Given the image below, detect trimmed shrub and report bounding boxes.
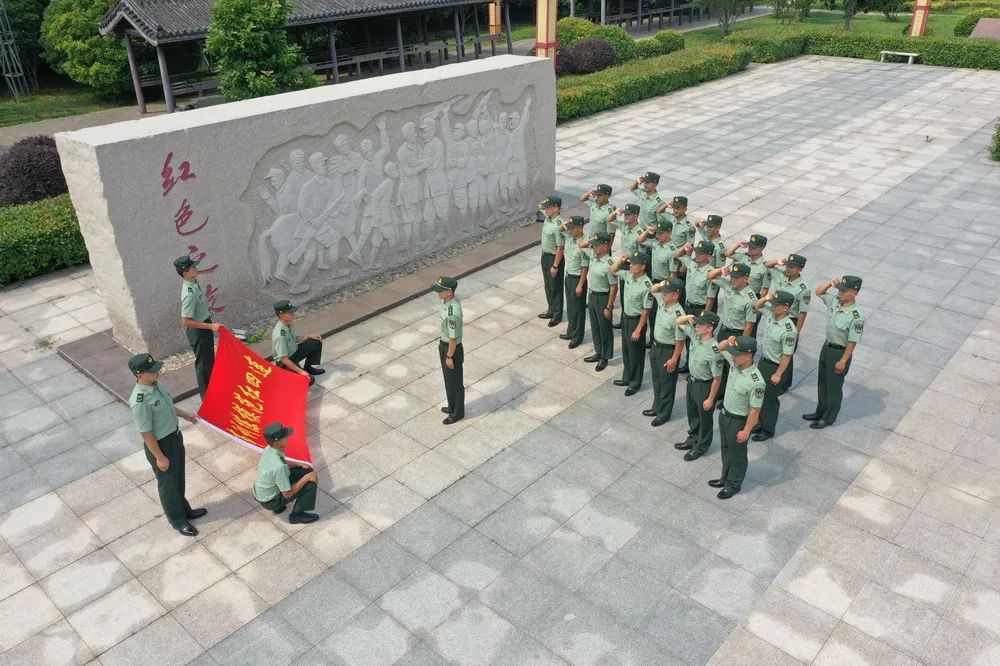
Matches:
[636,38,666,58]
[991,121,1000,161]
[591,25,640,63]
[723,29,810,62]
[903,0,1000,10]
[902,22,935,35]
[556,44,751,122]
[566,37,616,73]
[954,8,1000,36]
[0,195,88,285]
[0,136,68,206]
[654,29,686,53]
[556,17,597,48]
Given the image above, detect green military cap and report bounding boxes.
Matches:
[748,234,768,248]
[590,232,611,246]
[263,421,294,442]
[660,277,685,293]
[771,290,795,307]
[566,216,585,228]
[273,300,298,315]
[539,195,562,207]
[729,263,751,278]
[641,171,660,183]
[706,214,723,227]
[786,253,807,268]
[693,241,714,255]
[595,184,612,195]
[173,255,199,271]
[128,353,163,376]
[623,203,640,215]
[732,336,757,355]
[431,276,459,292]
[693,310,720,327]
[654,220,673,234]
[629,250,650,265]
[672,195,688,206]
[836,275,863,291]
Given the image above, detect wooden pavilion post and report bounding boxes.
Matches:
[123,34,146,114]
[535,0,557,66]
[454,9,464,61]
[155,44,175,113]
[396,16,406,70]
[328,27,340,83]
[504,0,513,53]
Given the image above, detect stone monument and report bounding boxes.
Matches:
[55,55,556,355]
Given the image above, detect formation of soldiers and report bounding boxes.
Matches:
[538,172,865,500]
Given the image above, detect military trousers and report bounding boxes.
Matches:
[757,357,782,436]
[541,252,564,320]
[780,338,798,395]
[716,326,744,400]
[649,341,679,420]
[143,430,192,527]
[815,342,851,424]
[685,377,715,454]
[186,320,215,400]
[289,338,322,369]
[564,274,587,345]
[647,275,665,345]
[620,315,646,391]
[259,468,317,515]
[587,292,614,360]
[719,410,749,493]
[439,341,465,418]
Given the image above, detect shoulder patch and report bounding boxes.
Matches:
[754,387,765,398]
[785,335,797,345]
[654,196,662,203]
[711,344,720,353]
[280,329,286,336]
[448,304,454,315]
[751,373,760,381]
[799,283,807,290]
[187,286,193,293]
[135,393,143,402]
[785,322,793,331]
[852,310,860,318]
[675,308,683,316]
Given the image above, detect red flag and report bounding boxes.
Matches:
[198,327,312,465]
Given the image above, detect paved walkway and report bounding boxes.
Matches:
[2,56,1000,663]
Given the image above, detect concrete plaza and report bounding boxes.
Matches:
[2,55,1000,664]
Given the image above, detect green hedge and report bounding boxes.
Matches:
[992,121,1000,161]
[0,195,88,285]
[556,17,596,48]
[902,0,1000,10]
[636,30,685,58]
[723,29,811,62]
[591,25,640,63]
[954,8,1000,36]
[556,44,751,122]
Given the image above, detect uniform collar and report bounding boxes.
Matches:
[266,445,286,459]
[135,382,155,395]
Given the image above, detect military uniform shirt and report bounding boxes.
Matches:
[272,320,298,360]
[129,382,178,440]
[180,280,210,322]
[621,273,654,316]
[761,303,798,363]
[586,251,617,293]
[768,269,812,318]
[679,257,713,304]
[540,216,565,254]
[586,201,616,235]
[564,236,591,276]
[650,241,680,280]
[822,293,864,345]
[721,352,766,416]
[440,298,463,342]
[712,279,757,330]
[732,252,768,295]
[616,221,644,256]
[662,214,695,247]
[253,445,291,502]
[652,299,685,344]
[697,229,727,269]
[684,328,724,381]
[633,190,664,229]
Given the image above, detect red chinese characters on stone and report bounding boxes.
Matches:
[161,152,197,197]
[205,283,226,314]
[186,246,219,274]
[174,199,209,236]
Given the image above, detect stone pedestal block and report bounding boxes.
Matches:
[56,55,555,355]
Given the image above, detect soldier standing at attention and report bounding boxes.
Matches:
[803,276,864,429]
[580,184,616,245]
[433,276,465,424]
[645,277,686,426]
[710,336,765,499]
[675,241,714,314]
[674,311,723,461]
[655,196,695,248]
[175,256,222,400]
[579,232,618,372]
[611,249,654,396]
[708,263,757,406]
[636,219,677,348]
[611,203,643,329]
[253,422,319,524]
[559,217,589,349]
[751,291,797,441]
[694,215,726,312]
[764,254,810,395]
[726,235,769,335]
[538,195,565,328]
[128,354,206,536]
[629,172,663,229]
[272,301,324,386]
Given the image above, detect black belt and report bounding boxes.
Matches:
[652,340,675,348]
[567,273,581,278]
[543,251,556,257]
[687,376,711,383]
[826,343,846,350]
[761,357,780,365]
[721,409,747,420]
[439,340,463,346]
[623,314,640,320]
[589,291,609,295]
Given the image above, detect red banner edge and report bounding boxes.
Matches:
[197,419,314,468]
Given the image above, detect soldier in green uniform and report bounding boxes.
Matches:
[764,253,811,394]
[559,216,589,349]
[538,195,565,327]
[726,234,769,336]
[675,241,714,313]
[645,277,686,426]
[694,215,726,312]
[272,301,324,386]
[751,291,797,441]
[128,354,206,536]
[655,196,695,248]
[803,275,864,429]
[579,232,618,372]
[580,184,616,244]
[628,172,663,229]
[433,276,465,424]
[674,311,723,460]
[175,256,222,399]
[611,249,653,395]
[636,219,677,348]
[710,336,765,499]
[253,422,319,524]
[709,263,757,406]
[612,203,643,329]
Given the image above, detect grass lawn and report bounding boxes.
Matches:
[509,22,537,41]
[0,85,122,128]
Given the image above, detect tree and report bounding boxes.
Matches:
[700,0,741,36]
[205,0,315,101]
[7,0,47,82]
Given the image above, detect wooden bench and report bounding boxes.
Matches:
[880,50,920,64]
